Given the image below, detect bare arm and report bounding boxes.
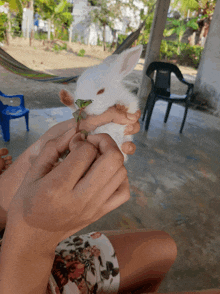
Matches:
[0,220,56,294]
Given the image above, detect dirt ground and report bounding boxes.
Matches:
[0,37,198,110]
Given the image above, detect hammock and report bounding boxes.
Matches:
[0,19,146,84]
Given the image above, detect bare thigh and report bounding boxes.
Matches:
[99,229,178,294]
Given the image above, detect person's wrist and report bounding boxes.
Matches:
[3,213,60,257]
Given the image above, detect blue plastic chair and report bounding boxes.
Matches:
[0,91,29,142]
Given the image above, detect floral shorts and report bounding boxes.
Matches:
[47,232,120,294]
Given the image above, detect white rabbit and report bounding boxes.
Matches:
[59,45,143,162]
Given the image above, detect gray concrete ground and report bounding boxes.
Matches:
[0,72,220,292]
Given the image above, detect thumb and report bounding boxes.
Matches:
[30,128,78,180]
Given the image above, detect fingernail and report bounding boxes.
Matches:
[129,145,133,151]
[71,132,83,143]
[127,113,136,120]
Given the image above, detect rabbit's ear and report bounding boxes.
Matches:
[59,89,76,111]
[103,55,119,66]
[110,45,143,80]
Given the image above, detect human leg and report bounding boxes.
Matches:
[99,229,177,294]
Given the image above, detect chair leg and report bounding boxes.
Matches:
[1,116,10,142]
[180,106,188,134]
[164,102,172,123]
[25,113,29,131]
[142,98,150,122]
[144,99,155,132]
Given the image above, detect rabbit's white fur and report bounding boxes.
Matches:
[60,45,143,162]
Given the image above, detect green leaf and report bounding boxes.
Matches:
[55,0,67,14]
[82,100,93,108]
[75,99,93,109]
[75,99,83,108]
[72,109,81,121]
[163,28,175,37]
[81,111,87,120]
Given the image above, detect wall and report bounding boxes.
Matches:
[194,0,220,117]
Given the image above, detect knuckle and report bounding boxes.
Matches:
[82,140,98,155]
[45,138,57,147]
[112,149,124,165]
[121,165,128,178]
[100,133,112,141]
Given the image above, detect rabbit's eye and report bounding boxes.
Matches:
[97,88,105,95]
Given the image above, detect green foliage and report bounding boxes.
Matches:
[77,49,85,57]
[178,43,203,68]
[10,12,22,37]
[35,0,73,40]
[160,40,203,68]
[75,99,93,109]
[164,17,199,54]
[0,12,7,42]
[171,0,216,18]
[117,34,127,46]
[97,36,103,46]
[160,40,178,60]
[73,33,78,42]
[52,42,67,53]
[187,18,199,30]
[34,31,47,40]
[8,0,23,14]
[172,0,199,15]
[136,0,156,46]
[89,0,115,29]
[80,35,85,44]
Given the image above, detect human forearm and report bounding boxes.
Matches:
[0,139,42,217]
[0,220,57,294]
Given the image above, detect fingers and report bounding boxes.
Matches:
[124,121,140,135]
[121,142,136,155]
[99,176,130,216]
[41,118,76,142]
[30,127,77,180]
[73,133,124,199]
[0,148,9,156]
[51,133,98,188]
[96,165,129,207]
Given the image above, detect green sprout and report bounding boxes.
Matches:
[72,99,93,139]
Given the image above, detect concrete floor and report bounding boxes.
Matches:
[0,101,220,293]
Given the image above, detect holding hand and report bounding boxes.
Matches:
[7,129,130,248]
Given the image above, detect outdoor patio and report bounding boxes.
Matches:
[0,101,220,293]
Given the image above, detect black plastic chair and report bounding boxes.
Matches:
[142,62,194,133]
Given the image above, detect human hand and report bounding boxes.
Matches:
[7,128,130,247]
[29,104,141,160]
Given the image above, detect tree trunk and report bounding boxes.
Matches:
[193,0,220,117]
[6,10,11,45]
[48,19,51,41]
[103,23,106,51]
[29,0,34,46]
[137,0,171,112]
[69,23,73,44]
